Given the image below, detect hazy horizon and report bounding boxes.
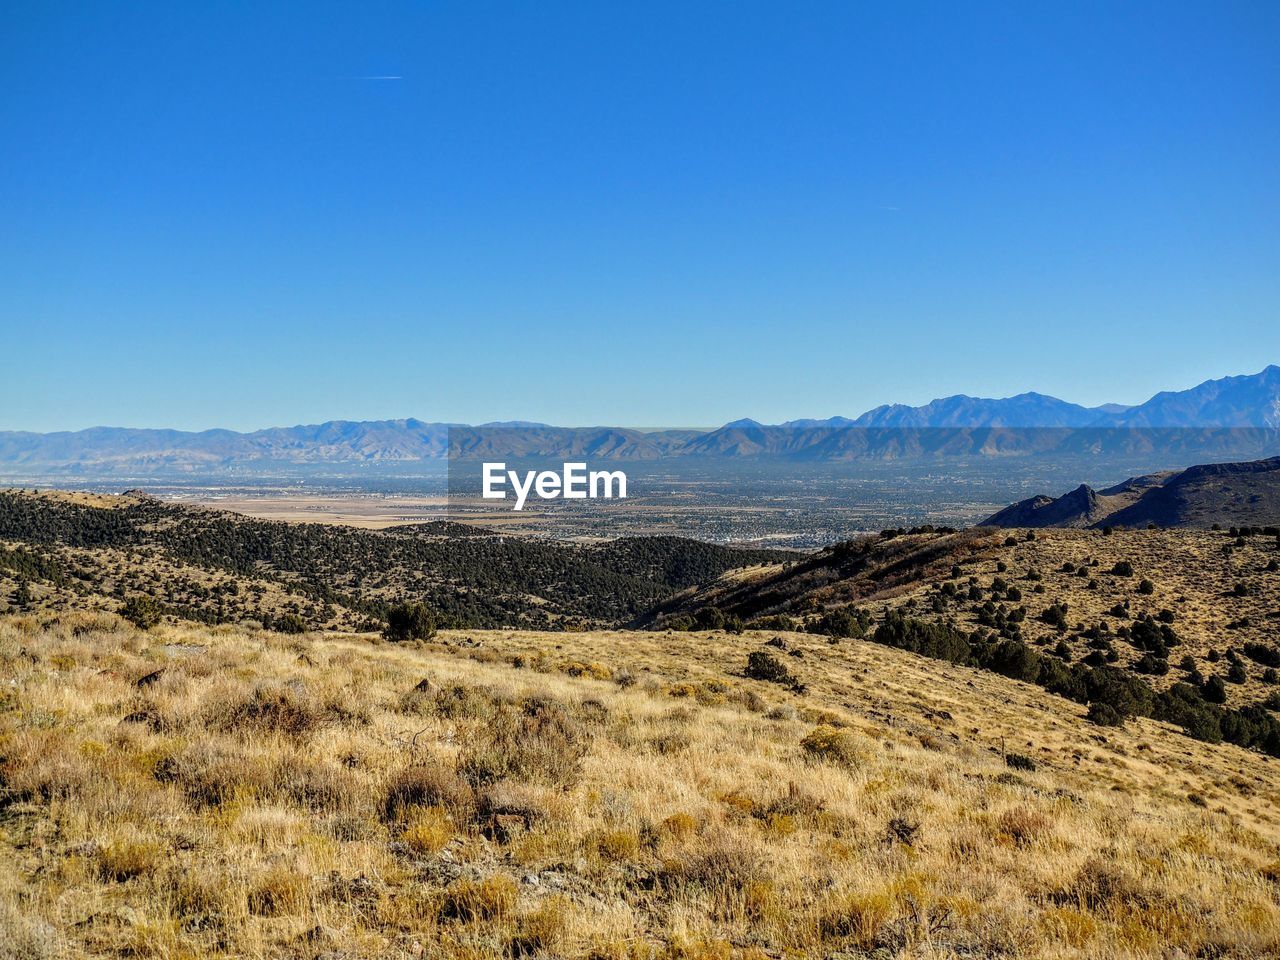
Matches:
[3,362,1276,435]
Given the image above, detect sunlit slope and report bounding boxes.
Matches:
[3,613,1280,958]
[659,526,1280,705]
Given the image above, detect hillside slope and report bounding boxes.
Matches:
[983,456,1280,529]
[3,613,1280,958]
[0,490,787,631]
[654,526,1280,712]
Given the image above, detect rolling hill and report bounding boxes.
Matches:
[650,523,1280,754]
[4,612,1280,958]
[0,490,788,631]
[984,456,1280,529]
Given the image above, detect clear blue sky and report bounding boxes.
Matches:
[3,1,1278,431]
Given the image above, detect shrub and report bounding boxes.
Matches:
[661,812,700,838]
[1130,618,1179,653]
[760,781,825,820]
[810,607,870,639]
[874,610,971,664]
[247,865,311,917]
[1086,702,1124,727]
[401,806,455,854]
[438,875,518,923]
[981,639,1042,683]
[1243,643,1280,667]
[1134,654,1169,676]
[591,828,642,862]
[457,697,589,787]
[1037,658,1088,702]
[429,683,495,720]
[1040,603,1069,629]
[1005,752,1037,772]
[11,578,34,610]
[886,817,919,845]
[749,614,800,631]
[560,661,612,681]
[1111,560,1134,577]
[800,725,860,767]
[1084,666,1154,719]
[271,755,358,813]
[95,836,161,882]
[1203,676,1228,704]
[383,765,475,823]
[152,743,256,807]
[274,612,306,634]
[998,808,1052,846]
[1155,684,1224,743]
[745,651,794,685]
[665,833,765,892]
[691,606,744,632]
[384,602,437,642]
[120,594,162,630]
[217,684,321,738]
[510,896,571,957]
[1220,706,1280,755]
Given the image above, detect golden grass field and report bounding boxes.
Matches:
[4,613,1280,959]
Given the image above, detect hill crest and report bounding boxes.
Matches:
[984,455,1280,529]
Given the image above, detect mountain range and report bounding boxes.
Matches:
[4,365,1279,472]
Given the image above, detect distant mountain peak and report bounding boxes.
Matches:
[850,392,1099,429]
[779,416,858,429]
[1110,364,1280,428]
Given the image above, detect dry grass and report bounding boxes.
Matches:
[903,527,1280,704]
[680,526,1280,706]
[3,611,1280,958]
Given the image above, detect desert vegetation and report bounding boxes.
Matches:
[4,612,1280,958]
[664,526,1280,708]
[0,490,786,632]
[663,525,1280,765]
